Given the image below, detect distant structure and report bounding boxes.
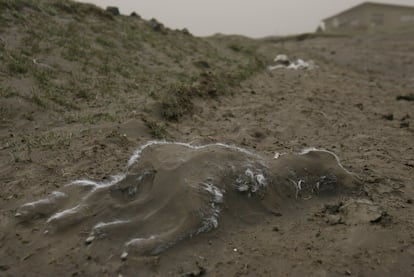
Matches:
[322,2,414,33]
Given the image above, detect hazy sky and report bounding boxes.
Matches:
[78,0,414,37]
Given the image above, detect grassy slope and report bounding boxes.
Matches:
[0,0,266,133]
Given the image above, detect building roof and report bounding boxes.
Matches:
[323,1,414,22]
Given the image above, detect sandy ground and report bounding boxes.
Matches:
[1,9,414,276]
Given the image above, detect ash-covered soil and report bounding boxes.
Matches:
[1,1,414,276]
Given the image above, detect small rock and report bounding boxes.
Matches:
[130,12,140,18]
[407,199,413,204]
[106,6,120,16]
[355,103,363,110]
[404,161,414,168]
[271,211,282,217]
[252,130,265,139]
[181,265,206,277]
[181,28,191,35]
[323,203,342,214]
[400,121,409,128]
[382,114,394,121]
[148,18,165,33]
[326,214,342,225]
[396,94,414,101]
[0,265,10,271]
[370,212,387,223]
[193,60,210,69]
[272,226,280,232]
[345,269,352,275]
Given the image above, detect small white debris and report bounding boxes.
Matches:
[268,54,316,70]
[121,251,128,260]
[289,178,304,199]
[233,248,238,252]
[85,236,95,244]
[273,152,287,159]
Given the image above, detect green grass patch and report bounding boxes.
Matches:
[0,86,19,98]
[160,82,194,121]
[0,0,41,12]
[79,112,115,124]
[52,0,113,19]
[7,53,30,75]
[95,36,116,48]
[143,118,168,139]
[29,131,73,150]
[30,93,47,108]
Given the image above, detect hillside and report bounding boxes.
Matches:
[1,1,414,276]
[0,0,268,125]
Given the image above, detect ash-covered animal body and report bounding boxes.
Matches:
[16,141,358,257]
